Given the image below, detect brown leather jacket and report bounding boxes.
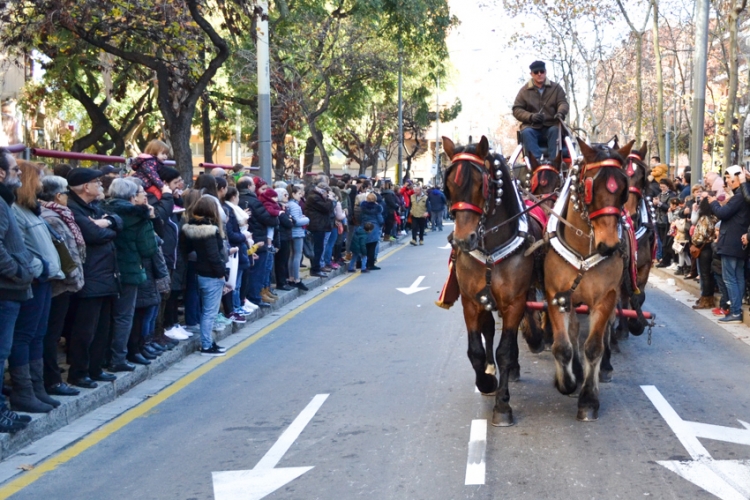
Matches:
[512,79,570,130]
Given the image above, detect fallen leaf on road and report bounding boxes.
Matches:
[18,464,34,471]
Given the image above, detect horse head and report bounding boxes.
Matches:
[527,151,562,208]
[443,135,492,252]
[623,141,649,216]
[572,137,633,256]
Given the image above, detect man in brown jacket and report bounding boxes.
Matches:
[512,60,569,161]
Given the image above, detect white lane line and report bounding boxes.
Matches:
[641,386,710,460]
[254,394,329,470]
[465,419,487,485]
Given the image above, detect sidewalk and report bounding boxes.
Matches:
[0,237,406,461]
[650,265,750,328]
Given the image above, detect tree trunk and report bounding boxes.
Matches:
[167,115,195,183]
[652,0,665,161]
[303,136,316,174]
[201,93,213,164]
[722,0,747,171]
[308,119,330,175]
[635,33,644,144]
[273,138,286,181]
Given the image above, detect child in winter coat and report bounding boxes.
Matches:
[348,222,373,273]
[131,140,170,199]
[259,188,282,250]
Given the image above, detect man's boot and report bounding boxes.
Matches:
[261,288,277,303]
[29,359,60,408]
[9,365,53,413]
[674,265,685,276]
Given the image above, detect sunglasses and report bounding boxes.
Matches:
[533,70,546,75]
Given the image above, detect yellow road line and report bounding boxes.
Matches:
[0,244,406,498]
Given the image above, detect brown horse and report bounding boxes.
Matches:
[443,136,544,427]
[543,138,633,421]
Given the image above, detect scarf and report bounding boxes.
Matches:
[41,201,86,253]
[225,200,249,227]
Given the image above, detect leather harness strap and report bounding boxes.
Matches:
[450,201,484,215]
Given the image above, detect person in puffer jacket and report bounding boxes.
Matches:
[179,197,228,357]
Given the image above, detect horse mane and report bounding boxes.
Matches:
[446,142,482,202]
[587,143,625,165]
[487,150,522,218]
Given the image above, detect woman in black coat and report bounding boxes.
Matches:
[275,189,294,290]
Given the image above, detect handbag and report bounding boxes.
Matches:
[225,252,239,290]
[689,243,704,259]
[44,221,76,276]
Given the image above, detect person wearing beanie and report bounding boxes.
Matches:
[512,60,569,161]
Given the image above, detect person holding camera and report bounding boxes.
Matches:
[512,60,569,161]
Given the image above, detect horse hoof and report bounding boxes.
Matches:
[599,370,613,383]
[480,390,497,397]
[611,342,621,354]
[528,342,545,355]
[491,410,514,427]
[544,343,553,352]
[576,407,599,422]
[509,367,521,382]
[628,319,645,336]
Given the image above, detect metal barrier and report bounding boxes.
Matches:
[31,148,126,163]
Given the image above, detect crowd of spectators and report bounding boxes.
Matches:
[648,156,750,324]
[0,143,446,433]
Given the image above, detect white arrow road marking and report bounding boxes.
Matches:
[396,276,430,295]
[465,419,487,485]
[642,386,750,499]
[439,244,452,249]
[212,394,329,500]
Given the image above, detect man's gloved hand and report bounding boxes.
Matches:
[554,112,565,122]
[531,112,545,124]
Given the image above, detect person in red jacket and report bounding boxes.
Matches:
[399,180,415,231]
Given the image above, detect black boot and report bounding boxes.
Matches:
[675,266,685,276]
[9,365,53,413]
[30,359,60,408]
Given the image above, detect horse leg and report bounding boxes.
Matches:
[627,290,647,336]
[481,311,497,380]
[613,297,629,343]
[492,299,526,427]
[599,320,614,383]
[521,291,545,354]
[546,302,577,395]
[462,298,498,395]
[569,312,584,384]
[542,312,554,350]
[577,291,617,421]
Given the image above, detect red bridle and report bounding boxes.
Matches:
[578,158,625,220]
[447,153,489,215]
[625,153,645,199]
[530,165,559,194]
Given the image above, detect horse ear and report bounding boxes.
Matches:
[639,141,648,158]
[618,140,635,159]
[528,151,539,170]
[577,137,594,159]
[477,136,489,159]
[443,136,455,160]
[553,150,562,169]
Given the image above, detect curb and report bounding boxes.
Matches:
[0,237,406,461]
[650,266,750,328]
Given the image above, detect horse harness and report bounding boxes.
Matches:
[546,156,629,313]
[446,152,532,311]
[446,153,531,266]
[624,152,657,242]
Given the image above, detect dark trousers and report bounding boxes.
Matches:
[0,300,21,407]
[68,296,113,380]
[110,284,138,367]
[311,230,326,273]
[275,240,291,286]
[44,292,71,387]
[10,281,53,367]
[698,245,714,298]
[366,241,377,269]
[185,262,200,327]
[240,269,252,304]
[657,223,673,264]
[128,308,144,356]
[384,212,395,238]
[412,217,427,242]
[221,291,233,316]
[164,290,180,328]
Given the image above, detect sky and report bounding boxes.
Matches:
[442,1,552,152]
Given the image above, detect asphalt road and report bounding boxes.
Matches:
[5,226,750,500]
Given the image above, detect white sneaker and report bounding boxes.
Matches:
[164,326,188,340]
[667,263,679,271]
[175,325,193,337]
[243,299,258,311]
